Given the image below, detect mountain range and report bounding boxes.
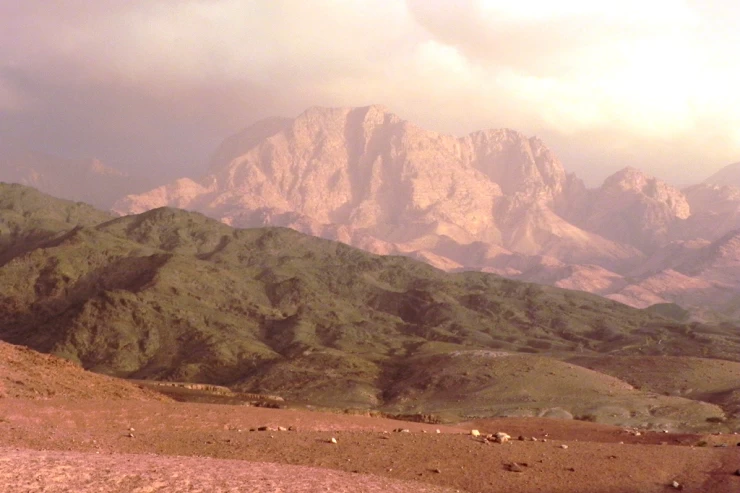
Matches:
[1,182,739,430]
[0,149,153,210]
[5,105,740,320]
[108,105,740,321]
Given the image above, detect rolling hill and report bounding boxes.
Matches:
[107,105,740,321]
[1,182,739,430]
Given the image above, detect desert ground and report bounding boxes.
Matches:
[1,342,739,493]
[1,398,739,492]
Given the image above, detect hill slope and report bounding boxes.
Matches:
[0,340,163,401]
[1,184,739,429]
[108,105,740,320]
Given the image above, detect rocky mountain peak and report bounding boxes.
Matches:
[464,128,570,204]
[87,158,127,177]
[602,166,651,192]
[703,160,740,187]
[115,105,636,271]
[600,167,690,219]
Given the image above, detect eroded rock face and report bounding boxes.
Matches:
[111,105,740,320]
[115,105,631,268]
[571,167,691,253]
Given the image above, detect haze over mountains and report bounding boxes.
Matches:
[2,182,740,430]
[110,105,740,321]
[6,105,740,320]
[0,149,154,210]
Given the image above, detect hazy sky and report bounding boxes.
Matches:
[1,0,739,185]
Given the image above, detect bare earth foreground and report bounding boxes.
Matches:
[1,342,739,492]
[2,399,739,493]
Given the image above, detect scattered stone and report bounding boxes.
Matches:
[127,433,134,438]
[506,462,525,473]
[559,444,568,449]
[277,426,288,432]
[128,427,135,432]
[518,435,526,441]
[288,426,296,431]
[329,437,337,444]
[433,468,441,474]
[494,432,511,444]
[394,428,411,433]
[671,480,683,490]
[257,426,269,431]
[531,437,538,442]
[567,467,575,472]
[734,469,740,476]
[470,430,481,437]
[435,429,441,434]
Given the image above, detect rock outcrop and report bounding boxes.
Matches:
[571,167,690,253]
[56,105,740,320]
[116,105,635,272]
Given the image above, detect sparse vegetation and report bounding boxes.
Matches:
[1,183,739,429]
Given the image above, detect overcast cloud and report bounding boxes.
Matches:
[1,0,739,184]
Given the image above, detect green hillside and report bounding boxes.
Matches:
[1,183,738,429]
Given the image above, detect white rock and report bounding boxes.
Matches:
[494,432,511,444]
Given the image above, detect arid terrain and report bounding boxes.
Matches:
[103,105,740,321]
[4,5,740,493]
[1,183,739,433]
[1,175,739,493]
[1,340,739,493]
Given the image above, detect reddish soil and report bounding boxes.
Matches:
[1,398,739,493]
[1,341,739,492]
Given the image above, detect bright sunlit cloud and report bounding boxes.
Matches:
[1,0,739,184]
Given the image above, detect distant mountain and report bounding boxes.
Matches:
[6,105,737,321]
[703,161,740,187]
[0,149,153,209]
[115,105,639,271]
[1,183,737,428]
[111,105,740,320]
[571,167,690,252]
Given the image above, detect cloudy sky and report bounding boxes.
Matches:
[1,0,739,185]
